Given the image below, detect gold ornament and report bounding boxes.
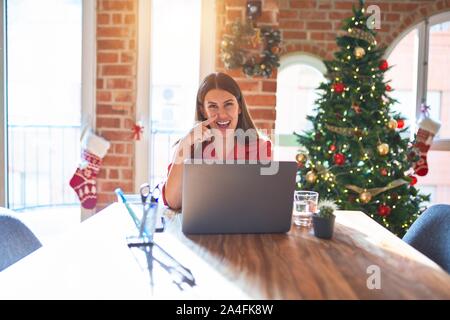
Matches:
[388,119,398,130]
[354,46,366,59]
[359,191,372,204]
[377,143,390,156]
[221,40,228,48]
[296,153,307,163]
[306,171,317,184]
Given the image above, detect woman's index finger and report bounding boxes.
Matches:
[202,114,217,126]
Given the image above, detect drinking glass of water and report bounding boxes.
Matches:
[293,191,318,227]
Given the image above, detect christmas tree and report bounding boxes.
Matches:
[295,0,428,237]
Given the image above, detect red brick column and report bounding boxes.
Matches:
[95,0,137,210]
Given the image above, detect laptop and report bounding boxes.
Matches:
[181,161,297,234]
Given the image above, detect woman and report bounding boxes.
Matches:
[162,72,272,210]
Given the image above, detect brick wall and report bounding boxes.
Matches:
[96,0,137,210]
[216,0,450,129]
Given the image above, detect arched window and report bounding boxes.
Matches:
[386,11,450,204]
[275,54,326,160]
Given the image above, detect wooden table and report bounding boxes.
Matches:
[1,203,449,299]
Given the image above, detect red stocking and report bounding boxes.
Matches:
[70,130,110,209]
[412,117,440,176]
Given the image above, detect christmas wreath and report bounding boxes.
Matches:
[220,20,281,78]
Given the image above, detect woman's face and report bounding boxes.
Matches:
[203,89,241,136]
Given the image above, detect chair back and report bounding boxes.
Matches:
[403,204,450,273]
[0,214,42,272]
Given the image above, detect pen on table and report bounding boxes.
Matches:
[115,188,141,231]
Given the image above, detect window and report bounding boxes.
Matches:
[385,11,450,205]
[275,54,326,160]
[1,0,95,210]
[149,0,201,187]
[135,0,215,189]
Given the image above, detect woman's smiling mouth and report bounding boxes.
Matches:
[216,120,231,129]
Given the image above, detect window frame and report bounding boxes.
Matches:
[275,53,326,147]
[81,0,97,130]
[385,11,450,151]
[0,0,96,208]
[0,0,6,206]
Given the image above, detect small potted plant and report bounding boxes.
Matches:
[312,199,338,239]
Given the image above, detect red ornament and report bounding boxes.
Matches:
[397,119,405,129]
[333,153,346,165]
[132,122,144,140]
[352,103,362,114]
[409,175,418,186]
[379,60,389,71]
[348,194,357,203]
[297,162,304,169]
[329,144,337,152]
[333,82,345,93]
[385,84,392,91]
[378,204,392,217]
[380,168,388,176]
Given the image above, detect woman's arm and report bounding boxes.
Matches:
[163,140,190,210]
[163,115,217,210]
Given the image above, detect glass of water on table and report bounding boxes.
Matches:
[293,191,318,227]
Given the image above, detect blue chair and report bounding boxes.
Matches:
[403,204,450,273]
[0,213,42,272]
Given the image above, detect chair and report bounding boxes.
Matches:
[403,204,450,273]
[0,212,42,272]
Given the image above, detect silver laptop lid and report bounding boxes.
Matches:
[182,161,297,234]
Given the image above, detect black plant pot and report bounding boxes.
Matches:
[312,215,335,239]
